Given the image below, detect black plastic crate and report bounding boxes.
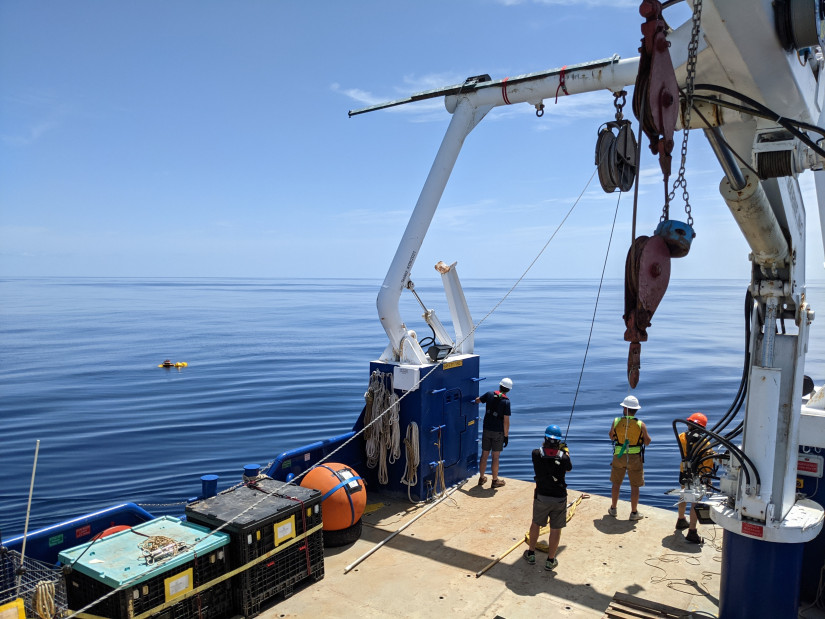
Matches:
[149,581,233,619]
[185,480,322,569]
[59,516,230,619]
[63,564,231,619]
[236,525,324,595]
[234,530,324,618]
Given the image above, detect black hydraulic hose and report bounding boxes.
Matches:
[674,422,716,471]
[672,419,727,481]
[673,419,761,488]
[705,432,760,489]
[693,84,825,158]
[693,85,825,140]
[712,290,753,435]
[690,99,759,177]
[725,422,743,441]
[685,430,723,472]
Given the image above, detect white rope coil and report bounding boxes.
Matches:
[364,370,401,484]
[401,421,420,488]
[33,580,56,619]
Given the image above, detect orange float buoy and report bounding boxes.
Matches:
[91,524,131,541]
[300,463,366,531]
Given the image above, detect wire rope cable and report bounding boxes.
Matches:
[66,136,604,619]
[564,188,622,440]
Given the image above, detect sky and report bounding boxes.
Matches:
[1,1,824,282]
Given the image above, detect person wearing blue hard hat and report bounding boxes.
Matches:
[523,423,572,571]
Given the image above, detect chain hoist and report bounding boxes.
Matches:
[622,0,703,389]
[664,0,703,229]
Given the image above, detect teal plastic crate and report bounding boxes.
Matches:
[59,516,231,618]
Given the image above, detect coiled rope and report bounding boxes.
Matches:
[364,370,400,484]
[139,535,187,564]
[33,580,56,619]
[401,421,420,502]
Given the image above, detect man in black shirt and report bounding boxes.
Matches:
[523,424,572,571]
[474,377,512,489]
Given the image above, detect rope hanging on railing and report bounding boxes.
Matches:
[401,421,420,503]
[363,370,400,484]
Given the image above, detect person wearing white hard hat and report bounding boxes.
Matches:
[607,394,651,520]
[473,377,513,489]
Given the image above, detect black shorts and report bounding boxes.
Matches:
[482,430,504,452]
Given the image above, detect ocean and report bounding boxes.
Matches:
[2,276,824,538]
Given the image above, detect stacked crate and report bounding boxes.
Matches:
[0,550,68,618]
[185,479,324,617]
[58,516,231,619]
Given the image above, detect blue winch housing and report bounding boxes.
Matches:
[360,355,481,500]
[266,355,481,502]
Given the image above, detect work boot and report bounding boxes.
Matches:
[675,517,689,530]
[491,479,506,488]
[685,529,702,544]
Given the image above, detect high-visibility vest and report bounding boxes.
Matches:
[612,416,643,455]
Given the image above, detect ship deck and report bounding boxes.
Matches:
[261,478,732,618]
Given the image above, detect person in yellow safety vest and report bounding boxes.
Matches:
[676,412,713,543]
[607,395,652,521]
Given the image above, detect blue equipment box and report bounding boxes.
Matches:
[59,516,231,619]
[363,355,481,500]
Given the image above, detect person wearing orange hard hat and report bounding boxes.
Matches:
[676,412,713,543]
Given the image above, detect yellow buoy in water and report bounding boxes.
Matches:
[158,360,188,368]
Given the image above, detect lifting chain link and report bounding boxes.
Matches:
[613,90,627,122]
[664,0,703,226]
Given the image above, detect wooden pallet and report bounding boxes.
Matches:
[603,592,694,618]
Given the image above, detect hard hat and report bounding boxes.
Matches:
[687,412,707,427]
[500,377,513,391]
[620,395,641,410]
[545,424,562,440]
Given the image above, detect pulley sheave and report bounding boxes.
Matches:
[596,120,638,193]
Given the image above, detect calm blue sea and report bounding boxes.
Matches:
[3,277,825,538]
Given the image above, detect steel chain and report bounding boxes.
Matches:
[664,0,702,226]
[614,90,627,121]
